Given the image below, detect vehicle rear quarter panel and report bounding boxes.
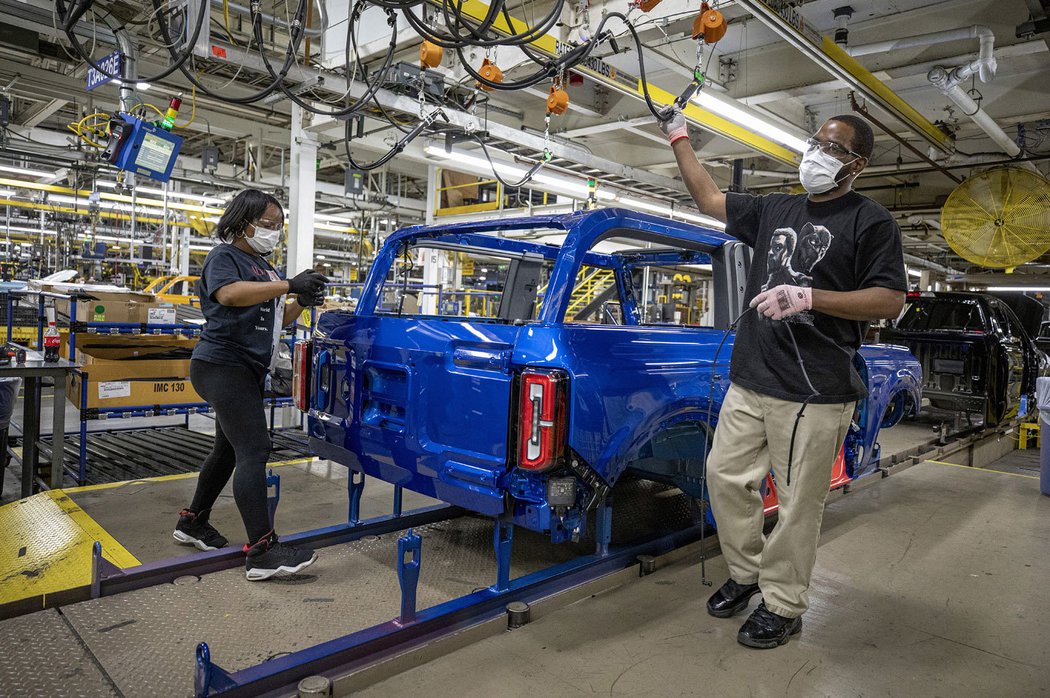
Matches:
[855,344,922,475]
[512,324,732,485]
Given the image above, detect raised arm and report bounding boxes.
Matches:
[659,110,727,223]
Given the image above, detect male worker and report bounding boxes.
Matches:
[658,110,906,648]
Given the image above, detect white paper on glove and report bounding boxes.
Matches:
[657,108,689,144]
[750,284,813,320]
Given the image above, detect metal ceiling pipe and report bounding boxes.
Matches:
[215,0,328,37]
[903,252,955,275]
[849,26,996,78]
[915,28,1039,169]
[927,68,1027,162]
[112,27,137,115]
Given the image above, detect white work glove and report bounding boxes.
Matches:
[657,107,689,145]
[750,284,813,320]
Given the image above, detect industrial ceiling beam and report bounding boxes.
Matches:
[426,0,800,165]
[196,36,690,195]
[734,0,954,154]
[18,98,69,129]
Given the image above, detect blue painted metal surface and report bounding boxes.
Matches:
[396,529,422,625]
[308,208,922,539]
[188,514,709,697]
[348,471,365,526]
[195,642,237,698]
[492,520,514,592]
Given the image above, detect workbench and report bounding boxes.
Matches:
[0,346,78,497]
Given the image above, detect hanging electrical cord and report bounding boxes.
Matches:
[149,0,305,106]
[695,306,819,585]
[254,0,400,118]
[344,108,450,171]
[54,0,209,84]
[463,132,549,188]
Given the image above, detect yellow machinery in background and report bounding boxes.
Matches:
[143,275,200,305]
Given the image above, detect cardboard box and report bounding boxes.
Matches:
[68,339,202,409]
[43,284,159,324]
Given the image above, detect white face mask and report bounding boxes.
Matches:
[799,147,859,195]
[243,223,282,254]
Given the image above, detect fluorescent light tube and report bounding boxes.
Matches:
[532,173,616,201]
[984,286,1050,292]
[907,268,922,278]
[617,196,726,230]
[96,181,226,206]
[692,92,808,153]
[424,144,529,180]
[0,164,57,178]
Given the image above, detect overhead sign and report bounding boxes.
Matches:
[86,52,122,91]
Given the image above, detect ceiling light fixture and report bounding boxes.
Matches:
[692,91,808,153]
[96,181,227,206]
[0,164,58,178]
[616,196,726,230]
[425,144,615,201]
[984,286,1050,292]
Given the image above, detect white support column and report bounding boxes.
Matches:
[920,270,932,291]
[287,105,318,276]
[178,228,190,275]
[425,164,438,224]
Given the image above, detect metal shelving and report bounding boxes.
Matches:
[5,289,304,487]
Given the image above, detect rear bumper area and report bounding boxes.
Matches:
[309,436,507,516]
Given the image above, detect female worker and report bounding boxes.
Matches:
[172,189,327,581]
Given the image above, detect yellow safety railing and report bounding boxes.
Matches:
[565,268,616,320]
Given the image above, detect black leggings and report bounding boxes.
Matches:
[188,359,272,543]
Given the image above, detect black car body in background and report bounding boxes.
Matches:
[883,292,1050,425]
[1037,321,1050,356]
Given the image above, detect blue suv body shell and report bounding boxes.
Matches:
[307,209,921,540]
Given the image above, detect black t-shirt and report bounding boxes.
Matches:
[192,243,283,374]
[725,190,906,404]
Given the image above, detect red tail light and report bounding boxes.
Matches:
[293,340,311,411]
[518,369,567,471]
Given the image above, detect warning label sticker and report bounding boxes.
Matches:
[98,381,131,400]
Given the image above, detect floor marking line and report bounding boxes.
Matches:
[924,459,1039,480]
[46,491,141,568]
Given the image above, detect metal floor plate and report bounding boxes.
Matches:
[0,491,139,607]
[0,608,118,697]
[59,480,696,697]
[38,426,311,485]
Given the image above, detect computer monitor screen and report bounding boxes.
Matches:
[135,132,176,173]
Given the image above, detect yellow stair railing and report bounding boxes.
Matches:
[565,268,616,320]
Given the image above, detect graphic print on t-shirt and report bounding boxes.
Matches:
[761,222,834,291]
[761,222,834,325]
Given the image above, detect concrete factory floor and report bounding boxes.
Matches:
[360,451,1049,698]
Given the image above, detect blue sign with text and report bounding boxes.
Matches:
[86,52,122,91]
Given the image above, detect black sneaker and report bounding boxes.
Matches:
[737,602,802,649]
[173,509,229,551]
[244,532,317,581]
[707,578,761,618]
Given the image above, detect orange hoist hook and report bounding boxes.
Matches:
[419,40,443,68]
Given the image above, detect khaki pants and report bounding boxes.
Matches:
[707,383,854,618]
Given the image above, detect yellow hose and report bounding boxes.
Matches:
[223,0,239,46]
[67,112,110,149]
[175,84,197,129]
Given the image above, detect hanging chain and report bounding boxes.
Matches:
[543,113,552,161]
